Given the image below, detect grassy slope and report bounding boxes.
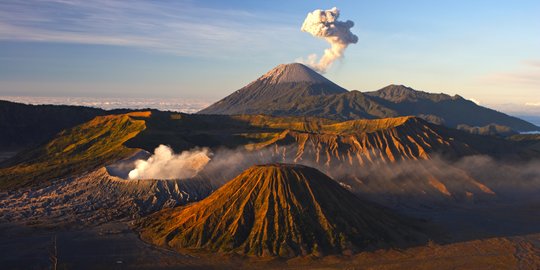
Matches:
[1,110,532,191]
[0,100,108,149]
[126,113,426,150]
[0,112,149,190]
[128,112,527,159]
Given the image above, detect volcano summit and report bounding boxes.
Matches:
[139,164,428,257]
[199,63,539,132]
[198,63,347,115]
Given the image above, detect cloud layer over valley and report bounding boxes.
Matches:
[122,144,540,206]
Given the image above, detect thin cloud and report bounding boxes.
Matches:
[0,96,211,113]
[0,0,299,57]
[487,72,540,84]
[468,98,481,105]
[487,102,540,121]
[524,60,540,68]
[481,59,540,86]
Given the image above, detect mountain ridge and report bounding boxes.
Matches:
[4,109,534,191]
[198,64,539,132]
[255,63,337,85]
[365,84,458,103]
[198,63,347,115]
[0,100,107,150]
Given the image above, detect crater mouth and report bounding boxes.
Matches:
[105,149,206,181]
[105,150,150,179]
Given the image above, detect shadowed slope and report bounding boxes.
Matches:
[366,85,539,131]
[198,63,347,115]
[0,112,149,190]
[139,164,428,257]
[198,63,538,132]
[3,110,529,193]
[457,123,517,137]
[0,100,107,149]
[246,116,481,164]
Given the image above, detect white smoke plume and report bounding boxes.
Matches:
[121,143,540,207]
[128,145,211,180]
[198,146,540,206]
[300,7,358,73]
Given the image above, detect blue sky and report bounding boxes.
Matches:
[0,0,539,115]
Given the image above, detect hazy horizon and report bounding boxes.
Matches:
[2,93,539,127]
[1,1,539,118]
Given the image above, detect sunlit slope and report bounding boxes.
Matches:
[128,112,517,165]
[246,116,477,165]
[0,112,149,189]
[126,113,527,204]
[139,164,428,257]
[2,110,528,192]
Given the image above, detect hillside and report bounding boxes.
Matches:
[457,124,517,137]
[508,133,540,154]
[124,112,532,205]
[198,64,539,132]
[2,110,532,208]
[198,63,347,115]
[365,85,538,131]
[0,100,108,150]
[139,164,428,257]
[127,112,521,164]
[0,112,149,190]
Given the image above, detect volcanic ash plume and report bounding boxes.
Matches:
[128,145,211,180]
[301,7,358,73]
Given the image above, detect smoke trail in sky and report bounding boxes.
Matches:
[300,7,358,73]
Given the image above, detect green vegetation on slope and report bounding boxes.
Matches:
[128,112,530,160]
[457,124,517,137]
[0,112,148,190]
[2,109,534,191]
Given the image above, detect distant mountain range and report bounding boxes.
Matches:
[199,63,539,132]
[1,63,536,153]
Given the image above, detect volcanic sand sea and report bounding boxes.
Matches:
[0,151,18,163]
[1,201,540,269]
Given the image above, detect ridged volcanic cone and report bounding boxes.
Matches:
[139,164,428,257]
